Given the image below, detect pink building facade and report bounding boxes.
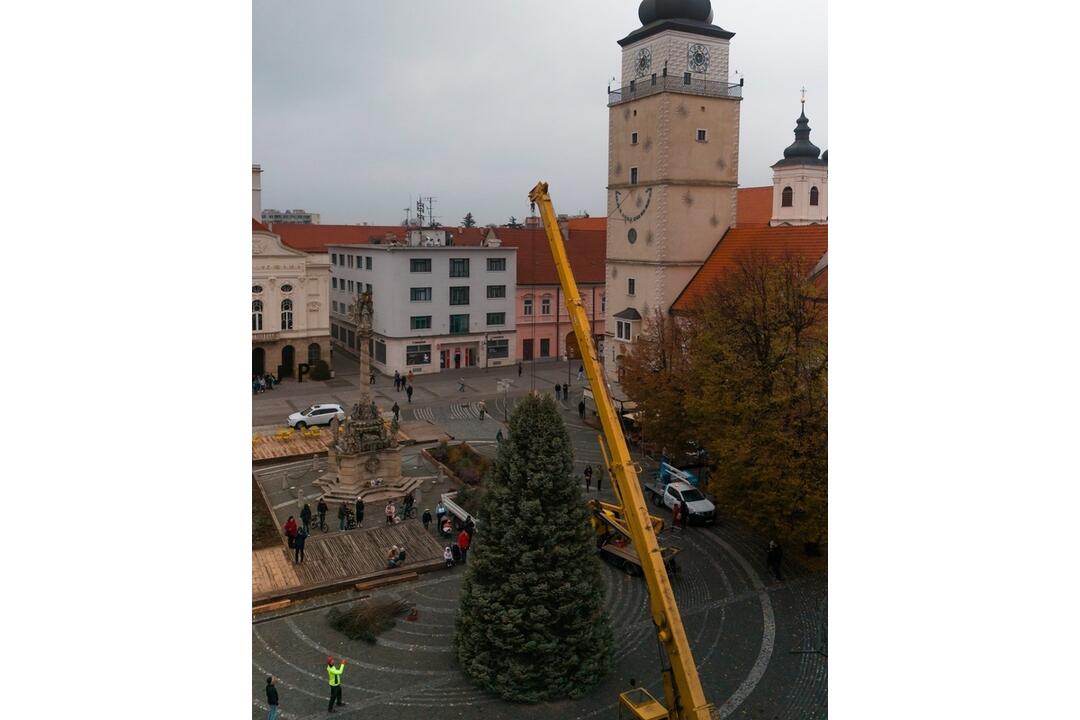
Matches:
[515,283,606,363]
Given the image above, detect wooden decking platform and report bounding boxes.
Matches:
[252,430,333,463]
[252,521,445,604]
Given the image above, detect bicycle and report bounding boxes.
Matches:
[399,505,418,521]
[315,515,330,533]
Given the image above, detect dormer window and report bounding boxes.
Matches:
[810,186,819,206]
[782,186,793,207]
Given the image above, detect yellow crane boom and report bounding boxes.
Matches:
[528,182,712,720]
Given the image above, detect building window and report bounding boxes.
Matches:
[280,299,293,330]
[630,167,638,185]
[540,338,550,357]
[410,258,432,273]
[348,255,354,268]
[651,73,657,85]
[541,296,552,315]
[683,72,691,85]
[280,284,293,293]
[252,300,263,331]
[631,131,638,145]
[366,283,373,294]
[375,340,386,364]
[617,320,632,341]
[627,228,637,244]
[696,128,707,142]
[487,257,506,272]
[332,277,338,290]
[365,256,372,270]
[487,312,506,326]
[449,314,470,334]
[810,186,819,206]
[331,300,337,313]
[331,324,338,340]
[486,285,506,299]
[628,278,636,296]
[410,315,432,330]
[450,286,471,305]
[523,297,533,316]
[406,344,432,365]
[331,253,337,265]
[347,280,355,293]
[410,287,432,302]
[782,186,793,207]
[308,343,321,365]
[601,294,606,313]
[449,258,470,277]
[487,338,509,359]
[347,329,356,349]
[252,285,263,294]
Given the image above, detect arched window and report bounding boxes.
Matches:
[810,186,819,206]
[782,186,793,207]
[308,343,321,365]
[281,299,293,330]
[523,296,534,316]
[252,300,263,331]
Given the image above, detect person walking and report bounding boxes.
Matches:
[562,383,569,403]
[317,498,328,531]
[394,370,401,391]
[672,502,682,530]
[478,401,486,421]
[457,528,471,565]
[422,508,433,530]
[435,500,447,525]
[338,502,347,531]
[458,377,466,392]
[392,401,400,422]
[517,361,523,376]
[464,515,475,540]
[495,428,503,444]
[443,545,454,567]
[326,657,347,712]
[407,369,414,384]
[578,399,586,420]
[595,467,602,493]
[385,501,396,526]
[369,369,376,385]
[406,384,414,403]
[265,676,279,720]
[679,500,690,530]
[767,541,784,580]
[355,497,365,527]
[584,464,593,492]
[577,365,584,382]
[300,503,312,534]
[284,516,298,548]
[555,383,561,401]
[293,525,307,564]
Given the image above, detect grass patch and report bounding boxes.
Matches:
[328,598,411,644]
[252,475,280,550]
[428,441,491,485]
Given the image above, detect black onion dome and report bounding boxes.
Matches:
[639,0,713,25]
[783,109,821,159]
[822,150,828,164]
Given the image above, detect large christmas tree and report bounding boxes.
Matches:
[454,393,614,701]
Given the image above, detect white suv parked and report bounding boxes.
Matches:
[287,403,345,429]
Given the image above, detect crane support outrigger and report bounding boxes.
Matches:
[528,182,713,720]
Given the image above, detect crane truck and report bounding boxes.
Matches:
[529,182,713,720]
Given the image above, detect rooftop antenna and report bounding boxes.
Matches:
[423,195,438,228]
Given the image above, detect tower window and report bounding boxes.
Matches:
[630,167,638,185]
[683,72,691,85]
[810,186,820,206]
[651,73,657,85]
[631,131,638,145]
[782,186,793,207]
[628,278,636,296]
[696,129,707,143]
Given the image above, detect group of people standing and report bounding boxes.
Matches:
[252,373,276,394]
[392,370,415,403]
[264,657,349,717]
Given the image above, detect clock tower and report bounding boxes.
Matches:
[605,0,742,379]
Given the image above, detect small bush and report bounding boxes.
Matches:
[310,359,331,381]
[327,598,411,644]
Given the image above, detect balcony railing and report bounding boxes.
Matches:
[608,75,743,106]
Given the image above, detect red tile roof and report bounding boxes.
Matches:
[671,224,828,312]
[567,217,607,232]
[252,218,269,232]
[736,186,773,227]
[485,227,607,285]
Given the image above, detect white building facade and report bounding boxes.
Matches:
[252,226,331,379]
[328,233,517,376]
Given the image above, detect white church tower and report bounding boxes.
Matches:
[770,98,828,226]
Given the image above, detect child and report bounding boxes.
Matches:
[443,546,454,568]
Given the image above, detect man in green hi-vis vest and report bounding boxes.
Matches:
[326,656,347,712]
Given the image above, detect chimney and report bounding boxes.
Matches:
[252,164,263,220]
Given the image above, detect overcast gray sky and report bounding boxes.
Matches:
[253,0,826,226]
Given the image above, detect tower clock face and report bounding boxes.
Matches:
[688,43,710,73]
[635,47,652,77]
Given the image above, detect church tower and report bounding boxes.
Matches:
[605,0,742,378]
[770,99,828,226]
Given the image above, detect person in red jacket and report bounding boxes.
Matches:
[457,528,471,565]
[284,516,298,547]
